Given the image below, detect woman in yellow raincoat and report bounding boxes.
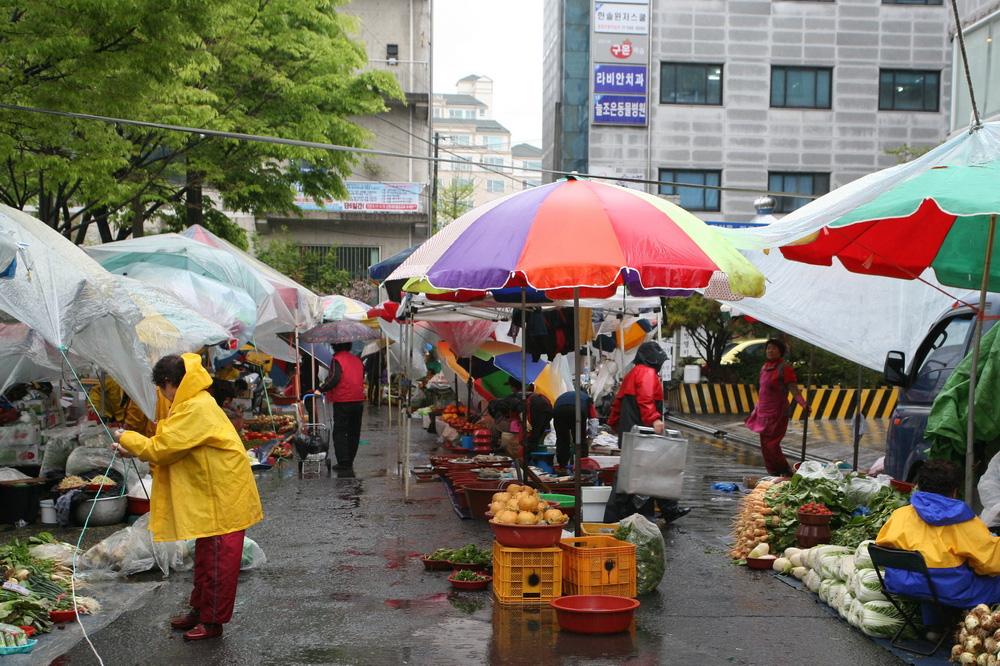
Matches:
[112,353,263,641]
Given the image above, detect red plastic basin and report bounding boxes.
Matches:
[550,595,640,634]
[490,522,563,548]
[127,497,150,515]
[448,573,491,591]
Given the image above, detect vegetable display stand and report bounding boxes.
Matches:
[796,511,833,548]
[442,478,473,519]
[464,481,503,521]
[492,542,562,605]
[558,536,637,598]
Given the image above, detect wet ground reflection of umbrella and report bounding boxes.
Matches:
[300,320,380,344]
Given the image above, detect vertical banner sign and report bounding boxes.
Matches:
[591,0,649,127]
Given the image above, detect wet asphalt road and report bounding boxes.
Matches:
[57,408,901,666]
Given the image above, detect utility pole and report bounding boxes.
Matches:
[430,132,440,233]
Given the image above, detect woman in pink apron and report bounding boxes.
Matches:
[744,339,810,475]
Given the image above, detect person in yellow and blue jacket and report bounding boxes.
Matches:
[877,459,1000,623]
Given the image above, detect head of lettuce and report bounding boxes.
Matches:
[112,353,264,640]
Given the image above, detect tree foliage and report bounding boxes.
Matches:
[0,0,403,243]
[435,178,474,229]
[255,231,351,295]
[665,294,759,373]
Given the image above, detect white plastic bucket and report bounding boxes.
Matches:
[39,499,57,525]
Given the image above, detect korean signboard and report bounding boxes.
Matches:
[593,95,647,125]
[593,64,647,95]
[594,2,649,35]
[294,181,423,213]
[591,34,648,64]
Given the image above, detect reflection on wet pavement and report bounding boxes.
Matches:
[63,408,899,666]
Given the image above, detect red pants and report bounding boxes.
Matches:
[759,420,792,476]
[189,530,244,625]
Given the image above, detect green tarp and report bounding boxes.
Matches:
[926,324,1000,462]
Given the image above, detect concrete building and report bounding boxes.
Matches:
[433,76,525,207]
[543,0,954,221]
[253,0,433,278]
[952,0,1000,131]
[512,143,544,190]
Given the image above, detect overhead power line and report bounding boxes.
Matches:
[0,103,820,200]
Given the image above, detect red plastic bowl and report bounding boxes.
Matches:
[490,521,563,548]
[18,625,36,637]
[890,479,915,494]
[448,573,492,590]
[127,497,150,515]
[550,595,640,634]
[49,609,77,623]
[449,561,489,572]
[746,556,777,570]
[421,556,453,571]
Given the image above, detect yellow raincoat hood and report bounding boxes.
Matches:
[121,353,263,542]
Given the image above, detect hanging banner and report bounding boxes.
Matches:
[593,94,648,126]
[294,182,423,213]
[592,34,649,64]
[594,64,648,95]
[594,2,650,35]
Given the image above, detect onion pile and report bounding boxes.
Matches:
[729,480,777,560]
[952,604,1000,665]
[489,484,569,526]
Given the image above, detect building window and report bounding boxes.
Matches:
[770,66,832,109]
[482,156,505,171]
[952,10,999,131]
[487,180,505,193]
[447,134,471,146]
[883,0,942,5]
[768,172,830,213]
[523,160,542,171]
[301,245,380,280]
[452,178,474,189]
[660,63,723,105]
[481,135,506,150]
[657,169,721,211]
[522,179,541,190]
[879,69,940,112]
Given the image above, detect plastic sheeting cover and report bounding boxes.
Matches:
[722,250,975,371]
[0,206,229,417]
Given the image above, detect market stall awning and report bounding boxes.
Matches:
[0,206,229,417]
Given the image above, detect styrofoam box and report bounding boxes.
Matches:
[580,486,613,522]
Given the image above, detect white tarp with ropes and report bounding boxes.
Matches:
[0,206,229,417]
[719,250,976,371]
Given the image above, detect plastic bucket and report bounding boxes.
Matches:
[39,499,57,525]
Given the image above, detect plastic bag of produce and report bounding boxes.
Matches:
[854,540,874,570]
[828,582,847,610]
[795,460,843,481]
[819,578,836,603]
[240,537,266,570]
[28,542,78,566]
[849,597,865,628]
[845,476,889,507]
[613,514,665,595]
[838,591,854,620]
[820,553,848,581]
[80,514,194,577]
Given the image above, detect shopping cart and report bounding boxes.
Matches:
[291,394,331,477]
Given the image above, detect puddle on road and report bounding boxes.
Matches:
[384,592,450,609]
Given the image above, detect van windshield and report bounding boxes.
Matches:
[910,314,974,395]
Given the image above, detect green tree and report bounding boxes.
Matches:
[435,178,474,229]
[665,294,761,376]
[0,0,402,244]
[255,231,351,295]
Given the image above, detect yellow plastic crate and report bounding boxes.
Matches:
[580,522,619,536]
[558,535,637,598]
[492,541,562,605]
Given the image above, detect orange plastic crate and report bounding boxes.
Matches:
[492,541,562,605]
[558,535,637,598]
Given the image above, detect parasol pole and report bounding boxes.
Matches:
[966,214,997,501]
[852,365,862,472]
[519,287,527,482]
[405,320,414,500]
[800,346,814,463]
[573,288,583,536]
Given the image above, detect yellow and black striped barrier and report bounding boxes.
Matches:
[675,384,898,420]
